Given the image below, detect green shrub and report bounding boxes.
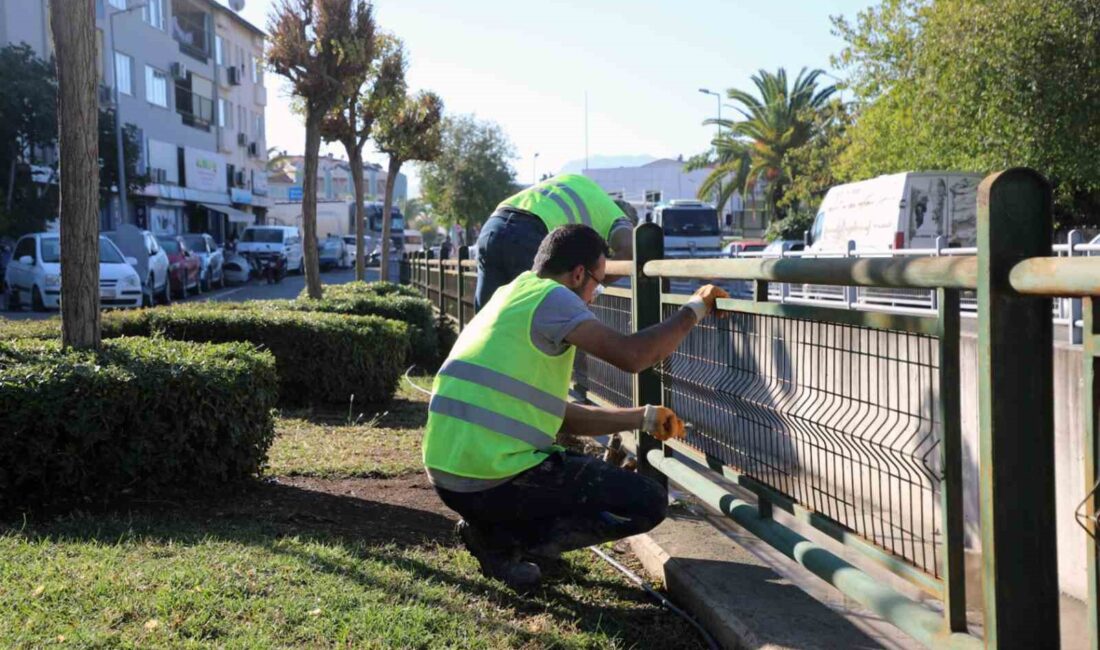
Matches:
[0,337,278,511]
[298,280,420,300]
[141,306,410,406]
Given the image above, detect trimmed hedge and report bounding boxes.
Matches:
[0,337,278,510]
[140,306,410,406]
[299,280,421,300]
[2,305,411,405]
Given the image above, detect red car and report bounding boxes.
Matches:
[157,236,202,298]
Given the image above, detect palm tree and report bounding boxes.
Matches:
[688,67,835,219]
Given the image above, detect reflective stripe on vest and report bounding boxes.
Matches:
[429,395,554,451]
[438,359,567,417]
[497,173,623,239]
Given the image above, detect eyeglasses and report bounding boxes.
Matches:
[584,268,605,298]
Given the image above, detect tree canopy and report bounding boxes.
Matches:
[832,0,1100,229]
[418,115,515,235]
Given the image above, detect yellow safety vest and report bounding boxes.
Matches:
[422,271,575,481]
[498,173,625,241]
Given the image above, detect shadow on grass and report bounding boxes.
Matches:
[3,478,704,649]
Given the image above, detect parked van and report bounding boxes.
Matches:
[237,225,305,274]
[403,229,424,254]
[652,200,722,257]
[807,172,983,252]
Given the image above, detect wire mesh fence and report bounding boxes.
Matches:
[572,292,634,408]
[660,304,944,577]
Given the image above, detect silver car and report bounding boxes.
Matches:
[182,233,225,291]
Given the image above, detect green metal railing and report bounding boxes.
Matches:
[401,169,1100,650]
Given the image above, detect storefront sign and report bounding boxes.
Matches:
[230,188,253,204]
[183,146,227,193]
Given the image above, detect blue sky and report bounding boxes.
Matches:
[237,0,874,194]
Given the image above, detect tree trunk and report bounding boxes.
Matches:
[51,0,100,350]
[301,112,323,299]
[347,143,366,282]
[380,156,402,283]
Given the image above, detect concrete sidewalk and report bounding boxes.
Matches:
[628,496,926,650]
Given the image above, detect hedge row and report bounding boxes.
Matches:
[0,305,411,406]
[0,337,278,510]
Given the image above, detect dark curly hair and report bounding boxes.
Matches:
[532,224,610,276]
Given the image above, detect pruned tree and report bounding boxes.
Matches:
[50,0,100,349]
[374,90,443,281]
[320,33,405,281]
[267,0,375,299]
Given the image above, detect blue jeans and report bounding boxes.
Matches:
[474,211,548,311]
[435,451,668,555]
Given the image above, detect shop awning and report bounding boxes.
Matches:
[201,203,254,225]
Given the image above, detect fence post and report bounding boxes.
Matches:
[1084,296,1099,650]
[425,249,435,305]
[977,168,1058,648]
[938,287,967,632]
[1069,230,1084,345]
[456,246,469,331]
[845,240,857,309]
[435,252,445,314]
[632,222,666,488]
[930,236,944,311]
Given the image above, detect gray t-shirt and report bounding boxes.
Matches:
[530,286,597,355]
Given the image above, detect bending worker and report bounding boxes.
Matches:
[474,173,633,310]
[423,224,729,591]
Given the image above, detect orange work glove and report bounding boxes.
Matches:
[642,405,686,441]
[684,284,730,321]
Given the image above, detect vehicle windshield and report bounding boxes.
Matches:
[367,211,404,232]
[808,213,825,246]
[343,236,356,245]
[182,236,206,251]
[661,208,719,236]
[39,236,125,263]
[158,238,181,254]
[321,239,342,251]
[241,228,285,243]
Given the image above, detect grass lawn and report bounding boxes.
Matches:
[0,375,705,649]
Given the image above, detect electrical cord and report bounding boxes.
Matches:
[588,545,720,650]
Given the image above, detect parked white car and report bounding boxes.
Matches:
[238,225,304,274]
[103,226,171,306]
[182,233,225,291]
[5,233,143,311]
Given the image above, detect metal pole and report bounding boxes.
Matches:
[1069,229,1084,345]
[457,245,468,330]
[108,10,129,227]
[976,168,1059,648]
[632,222,666,487]
[937,287,967,632]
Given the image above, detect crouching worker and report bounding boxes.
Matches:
[422,223,728,591]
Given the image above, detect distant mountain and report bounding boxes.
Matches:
[559,154,658,174]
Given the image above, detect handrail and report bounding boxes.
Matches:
[604,260,634,276]
[1010,257,1100,296]
[644,256,979,290]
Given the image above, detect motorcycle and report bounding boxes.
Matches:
[255,253,287,284]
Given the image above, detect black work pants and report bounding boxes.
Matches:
[435,451,668,555]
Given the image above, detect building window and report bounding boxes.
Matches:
[238,106,246,134]
[217,98,226,127]
[143,0,165,29]
[145,66,168,107]
[108,0,126,9]
[114,52,133,96]
[251,55,261,83]
[214,35,224,66]
[176,73,214,131]
[253,113,263,141]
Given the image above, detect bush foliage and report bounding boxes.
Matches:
[0,337,278,510]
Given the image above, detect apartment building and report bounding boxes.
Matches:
[0,0,268,242]
[266,154,408,205]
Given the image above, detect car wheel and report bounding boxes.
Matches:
[142,275,154,308]
[190,273,201,296]
[32,286,46,312]
[160,276,172,306]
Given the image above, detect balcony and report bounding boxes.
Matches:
[175,88,214,132]
[172,1,211,62]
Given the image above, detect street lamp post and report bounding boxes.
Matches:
[107,2,147,227]
[532,152,540,186]
[699,88,722,220]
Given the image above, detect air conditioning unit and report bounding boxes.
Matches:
[227,66,241,85]
[170,62,188,80]
[237,132,247,146]
[247,142,258,157]
[150,167,168,184]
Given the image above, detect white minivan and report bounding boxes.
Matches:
[807,172,983,252]
[237,225,304,274]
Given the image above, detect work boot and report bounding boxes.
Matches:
[455,520,542,592]
[522,548,567,576]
